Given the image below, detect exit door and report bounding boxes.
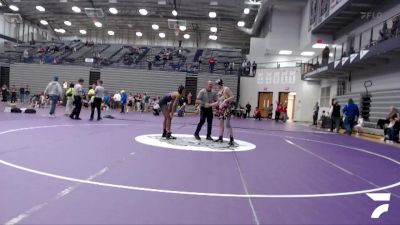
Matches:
[258,92,273,117]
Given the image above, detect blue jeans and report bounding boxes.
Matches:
[49,95,59,115]
[20,94,24,103]
[344,116,355,135]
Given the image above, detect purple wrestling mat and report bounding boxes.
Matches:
[0,103,399,224]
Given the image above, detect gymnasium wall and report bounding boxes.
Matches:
[240,67,320,122]
[10,64,90,95]
[7,63,239,101]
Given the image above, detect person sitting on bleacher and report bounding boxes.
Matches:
[377,106,399,129]
[319,110,330,129]
[384,112,400,142]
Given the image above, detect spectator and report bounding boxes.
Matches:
[19,85,25,103]
[10,85,17,103]
[342,98,359,136]
[313,102,319,126]
[254,107,262,120]
[70,78,85,120]
[144,93,150,112]
[23,49,29,62]
[152,98,160,116]
[198,56,203,70]
[25,85,30,103]
[113,91,121,110]
[209,57,216,73]
[44,76,63,117]
[187,92,192,105]
[245,102,251,118]
[121,90,127,113]
[385,117,400,143]
[330,100,341,133]
[252,61,257,76]
[275,102,282,121]
[246,61,251,75]
[65,83,75,116]
[282,103,288,122]
[377,106,399,129]
[224,61,229,74]
[322,46,330,65]
[1,84,8,102]
[379,21,389,42]
[229,61,234,74]
[266,104,273,119]
[354,117,364,134]
[320,110,330,128]
[391,16,399,37]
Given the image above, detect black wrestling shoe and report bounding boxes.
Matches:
[214,136,223,143]
[166,132,177,140]
[162,129,167,138]
[206,136,214,141]
[229,136,235,146]
[194,134,201,140]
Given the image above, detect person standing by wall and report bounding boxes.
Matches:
[275,102,282,121]
[44,76,62,117]
[70,79,84,120]
[10,85,17,103]
[313,102,319,126]
[1,84,8,102]
[229,61,234,75]
[208,56,216,73]
[342,98,359,136]
[121,90,127,113]
[19,85,25,104]
[330,100,341,133]
[65,83,75,116]
[322,46,330,65]
[25,85,30,104]
[252,61,257,76]
[245,102,252,118]
[90,80,104,121]
[194,80,218,141]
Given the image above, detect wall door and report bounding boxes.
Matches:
[279,92,289,105]
[258,92,273,117]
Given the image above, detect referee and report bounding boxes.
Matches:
[194,80,218,141]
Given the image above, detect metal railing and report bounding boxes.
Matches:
[303,11,400,75]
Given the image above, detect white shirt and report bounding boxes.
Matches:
[114,93,121,102]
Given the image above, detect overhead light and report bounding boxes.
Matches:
[9,5,19,11]
[210,27,217,32]
[312,43,328,49]
[209,12,217,18]
[183,34,190,39]
[36,5,45,12]
[329,53,334,57]
[94,21,102,27]
[139,9,148,15]
[152,24,159,30]
[64,21,72,26]
[158,0,167,5]
[55,28,66,33]
[279,50,293,55]
[209,34,217,40]
[136,31,143,37]
[0,2,3,6]
[159,32,166,38]
[301,51,315,56]
[72,6,81,13]
[244,8,250,14]
[40,20,48,25]
[179,25,186,31]
[108,30,115,36]
[80,29,87,34]
[237,21,245,27]
[172,10,178,16]
[109,7,118,14]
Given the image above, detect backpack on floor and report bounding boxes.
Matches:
[25,108,37,114]
[11,108,22,113]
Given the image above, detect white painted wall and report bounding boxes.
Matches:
[240,67,320,122]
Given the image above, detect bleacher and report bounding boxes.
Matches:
[2,41,245,75]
